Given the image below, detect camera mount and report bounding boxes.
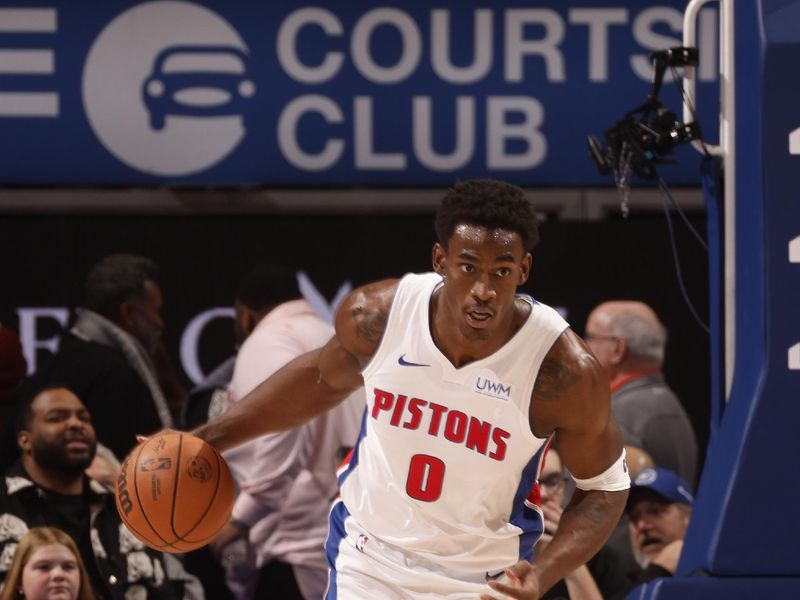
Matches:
[588,47,702,182]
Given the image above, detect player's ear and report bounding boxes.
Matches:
[518,253,532,285]
[432,243,447,276]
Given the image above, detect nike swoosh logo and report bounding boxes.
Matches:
[398,354,430,367]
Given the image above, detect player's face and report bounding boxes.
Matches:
[20,388,97,475]
[628,495,691,565]
[21,543,81,600]
[433,224,531,341]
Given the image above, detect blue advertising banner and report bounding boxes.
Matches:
[0,1,718,185]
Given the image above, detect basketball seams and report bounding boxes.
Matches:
[173,442,225,543]
[168,433,184,541]
[127,438,169,548]
[138,435,212,553]
[151,529,223,553]
[116,432,233,553]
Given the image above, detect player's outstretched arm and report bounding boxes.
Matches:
[488,330,629,599]
[193,279,399,453]
[194,339,360,453]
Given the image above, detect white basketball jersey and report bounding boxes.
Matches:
[338,272,569,573]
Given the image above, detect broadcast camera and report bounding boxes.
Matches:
[588,47,702,181]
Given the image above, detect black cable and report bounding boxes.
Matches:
[658,174,711,333]
[670,66,713,159]
[664,66,712,330]
[657,176,709,251]
[661,72,711,251]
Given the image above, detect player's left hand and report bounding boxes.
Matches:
[480,560,540,600]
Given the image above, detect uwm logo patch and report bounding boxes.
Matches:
[474,370,512,400]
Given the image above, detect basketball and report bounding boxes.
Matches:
[114,432,235,553]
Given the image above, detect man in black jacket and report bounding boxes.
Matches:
[26,254,175,461]
[0,384,192,599]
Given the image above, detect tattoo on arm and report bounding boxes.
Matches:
[569,494,608,525]
[352,305,388,344]
[533,356,580,402]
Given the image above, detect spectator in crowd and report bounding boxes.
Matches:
[602,446,656,571]
[0,384,200,599]
[209,264,363,600]
[539,448,631,600]
[584,301,698,485]
[625,446,656,479]
[180,263,291,432]
[181,357,235,432]
[626,467,693,585]
[25,254,175,460]
[0,526,95,600]
[182,264,313,600]
[0,326,27,430]
[83,444,120,490]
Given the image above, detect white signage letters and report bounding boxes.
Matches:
[16,307,69,374]
[413,96,475,171]
[504,9,566,83]
[351,9,422,84]
[790,126,800,155]
[272,5,714,174]
[278,95,345,171]
[180,307,236,385]
[568,9,628,82]
[276,8,344,84]
[630,7,682,82]
[487,96,546,169]
[430,9,492,84]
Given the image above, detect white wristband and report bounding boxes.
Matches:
[572,448,631,492]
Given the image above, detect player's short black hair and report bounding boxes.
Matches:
[236,264,299,313]
[434,179,540,252]
[83,254,159,319]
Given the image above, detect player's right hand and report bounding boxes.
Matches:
[480,560,540,600]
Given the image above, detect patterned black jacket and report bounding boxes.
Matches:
[0,461,182,600]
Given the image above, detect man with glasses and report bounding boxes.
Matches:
[538,448,631,600]
[584,301,697,486]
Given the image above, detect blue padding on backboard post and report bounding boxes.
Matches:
[677,0,800,578]
[626,576,800,600]
[701,158,724,439]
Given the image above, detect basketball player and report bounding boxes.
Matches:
[193,179,630,599]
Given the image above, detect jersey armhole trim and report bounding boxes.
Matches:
[361,273,415,379]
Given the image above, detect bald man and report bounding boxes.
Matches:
[585,301,697,485]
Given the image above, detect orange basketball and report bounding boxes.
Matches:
[114,432,235,553]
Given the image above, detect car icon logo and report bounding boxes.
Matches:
[142,45,255,130]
